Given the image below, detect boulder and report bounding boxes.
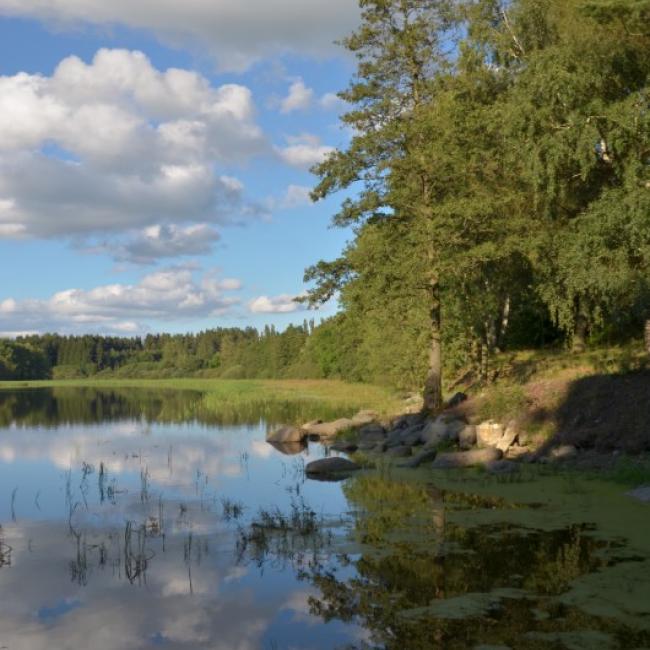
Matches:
[505,445,531,460]
[496,422,519,453]
[266,425,305,444]
[359,422,385,437]
[399,448,438,469]
[476,421,505,448]
[391,412,426,431]
[458,425,477,450]
[421,417,465,447]
[386,423,423,447]
[385,446,412,458]
[351,410,378,426]
[359,439,383,452]
[302,418,355,438]
[306,457,361,479]
[432,447,503,469]
[358,425,386,446]
[446,392,468,408]
[329,441,358,453]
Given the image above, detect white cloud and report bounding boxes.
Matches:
[275,134,335,169]
[0,49,267,242]
[89,223,221,265]
[0,1,360,72]
[280,79,313,113]
[319,92,345,111]
[281,184,312,208]
[264,184,312,211]
[0,267,242,334]
[248,294,305,314]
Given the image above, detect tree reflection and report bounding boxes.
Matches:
[293,475,650,650]
[0,386,355,428]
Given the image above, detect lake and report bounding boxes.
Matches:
[0,387,649,650]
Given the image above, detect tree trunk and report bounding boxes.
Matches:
[496,295,511,352]
[423,276,442,413]
[572,315,588,353]
[480,338,489,383]
[645,319,650,356]
[572,297,588,353]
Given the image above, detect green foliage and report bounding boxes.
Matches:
[0,340,50,380]
[304,0,650,394]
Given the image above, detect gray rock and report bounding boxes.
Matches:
[421,417,465,447]
[432,448,503,469]
[458,425,477,450]
[400,448,438,468]
[486,459,519,474]
[305,457,361,478]
[358,422,385,437]
[302,418,355,438]
[386,423,423,447]
[476,421,505,448]
[401,425,426,447]
[358,440,380,451]
[385,446,412,458]
[358,427,386,446]
[266,425,305,443]
[627,486,650,503]
[496,422,519,453]
[391,412,426,431]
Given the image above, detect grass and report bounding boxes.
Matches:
[0,377,402,417]
[605,456,650,486]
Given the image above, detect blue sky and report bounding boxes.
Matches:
[0,2,361,336]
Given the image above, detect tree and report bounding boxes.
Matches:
[309,0,456,411]
[486,0,650,351]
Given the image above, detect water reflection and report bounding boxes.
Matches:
[0,386,353,428]
[0,388,649,650]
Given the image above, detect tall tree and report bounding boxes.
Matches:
[310,0,455,411]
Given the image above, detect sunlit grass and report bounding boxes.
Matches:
[0,377,402,416]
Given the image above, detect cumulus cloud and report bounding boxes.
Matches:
[88,223,221,265]
[320,91,346,111]
[0,49,267,242]
[0,1,360,72]
[275,134,335,169]
[263,184,312,212]
[0,267,242,334]
[281,184,312,208]
[248,294,305,314]
[280,79,313,113]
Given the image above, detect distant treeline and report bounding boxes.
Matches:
[1,320,389,383]
[0,301,640,386]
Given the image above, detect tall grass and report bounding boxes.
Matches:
[0,377,402,417]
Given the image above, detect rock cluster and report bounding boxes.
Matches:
[268,404,583,477]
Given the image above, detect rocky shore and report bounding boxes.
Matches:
[266,393,650,495]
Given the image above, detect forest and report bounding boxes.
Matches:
[1,0,649,399]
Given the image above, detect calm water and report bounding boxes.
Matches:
[0,388,649,650]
